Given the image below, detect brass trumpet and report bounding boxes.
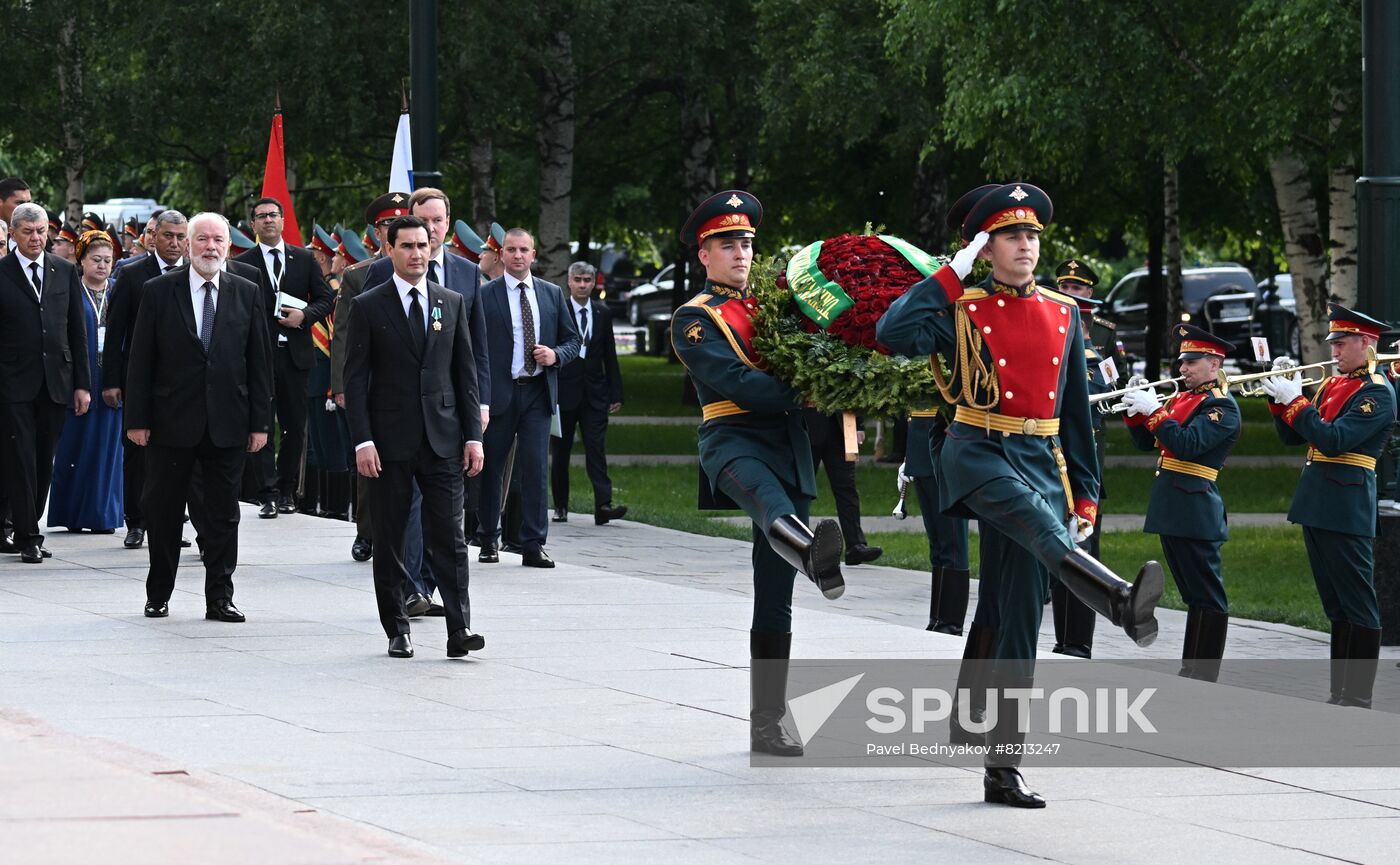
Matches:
[1225,357,1333,397]
[1088,376,1183,414]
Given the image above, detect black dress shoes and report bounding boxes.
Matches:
[258,501,278,519]
[594,503,628,525]
[552,507,568,522]
[39,545,52,558]
[844,544,884,566]
[144,601,169,618]
[388,634,414,658]
[983,767,1046,808]
[205,600,246,623]
[123,528,145,549]
[405,593,432,617]
[425,603,445,617]
[180,537,192,548]
[522,549,555,568]
[20,544,44,564]
[478,545,499,564]
[446,629,485,657]
[351,536,373,561]
[0,533,16,554]
[277,495,297,515]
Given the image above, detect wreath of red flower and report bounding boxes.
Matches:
[794,234,931,352]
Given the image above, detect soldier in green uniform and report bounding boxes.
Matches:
[670,190,845,758]
[1260,303,1396,707]
[1048,261,1108,658]
[877,182,1164,808]
[1120,325,1240,681]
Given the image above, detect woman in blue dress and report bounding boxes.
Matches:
[48,230,124,533]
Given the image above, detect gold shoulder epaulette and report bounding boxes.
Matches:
[1211,387,1226,399]
[1036,285,1075,306]
[1370,372,1388,387]
[678,292,714,311]
[957,288,989,303]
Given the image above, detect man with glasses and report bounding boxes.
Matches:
[234,197,334,518]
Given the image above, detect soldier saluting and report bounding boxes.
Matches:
[877,182,1164,808]
[1120,325,1241,681]
[670,190,845,758]
[1260,303,1396,707]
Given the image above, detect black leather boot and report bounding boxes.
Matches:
[1050,579,1096,659]
[949,622,996,747]
[1179,607,1229,682]
[1328,620,1350,704]
[983,664,1045,808]
[1055,549,1163,647]
[766,515,845,599]
[928,567,970,635]
[750,630,803,756]
[984,766,1046,808]
[1340,624,1381,709]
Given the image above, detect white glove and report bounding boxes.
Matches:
[1271,356,1297,372]
[324,398,337,413]
[1070,516,1094,544]
[949,231,991,279]
[1120,387,1160,417]
[896,462,910,491]
[1261,374,1303,405]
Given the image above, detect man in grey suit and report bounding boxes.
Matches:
[477,229,580,567]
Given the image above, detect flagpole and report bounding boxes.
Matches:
[409,0,441,189]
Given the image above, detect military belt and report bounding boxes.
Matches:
[909,410,940,418]
[1157,455,1220,482]
[1306,448,1376,471]
[701,400,749,422]
[953,406,1060,436]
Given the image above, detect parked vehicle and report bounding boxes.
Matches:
[620,262,678,325]
[1252,274,1301,361]
[594,244,657,317]
[83,197,163,228]
[1100,264,1256,361]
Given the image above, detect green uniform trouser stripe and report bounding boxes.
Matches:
[965,476,1077,660]
[913,474,969,569]
[1159,535,1227,613]
[1302,525,1381,629]
[716,456,809,632]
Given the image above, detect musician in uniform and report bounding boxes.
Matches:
[1120,325,1240,680]
[1047,260,1108,658]
[1260,303,1395,707]
[877,182,1164,808]
[670,190,845,759]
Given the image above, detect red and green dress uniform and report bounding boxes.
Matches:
[878,267,1100,661]
[672,280,817,633]
[906,409,971,634]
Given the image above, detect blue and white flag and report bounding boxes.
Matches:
[389,110,414,192]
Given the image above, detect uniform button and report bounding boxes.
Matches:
[1048,391,1056,400]
[998,358,1006,367]
[1060,307,1067,315]
[1052,357,1060,365]
[968,303,977,311]
[983,325,992,334]
[1154,471,1161,477]
[1058,325,1066,334]
[1005,390,1014,399]
[997,298,1005,307]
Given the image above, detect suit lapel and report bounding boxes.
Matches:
[174,273,202,351]
[3,253,42,306]
[383,284,423,360]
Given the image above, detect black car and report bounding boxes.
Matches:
[1100,264,1257,361]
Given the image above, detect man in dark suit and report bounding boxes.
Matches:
[102,210,188,548]
[551,261,626,525]
[477,229,580,567]
[344,216,485,659]
[330,193,402,563]
[359,189,490,613]
[234,197,334,518]
[0,203,91,562]
[124,213,273,621]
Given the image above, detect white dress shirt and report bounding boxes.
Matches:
[257,241,286,288]
[189,269,220,338]
[155,254,184,273]
[570,297,590,359]
[12,249,42,298]
[428,250,447,289]
[505,273,543,379]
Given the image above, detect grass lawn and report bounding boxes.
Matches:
[614,355,694,417]
[562,462,1325,631]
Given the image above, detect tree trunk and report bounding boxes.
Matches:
[724,79,750,190]
[913,149,949,253]
[1163,160,1185,333]
[533,30,576,286]
[1327,88,1359,308]
[205,147,229,216]
[679,82,717,307]
[56,16,85,226]
[468,130,496,232]
[1269,151,1329,363]
[1145,172,1166,378]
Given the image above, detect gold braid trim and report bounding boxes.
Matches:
[930,301,999,410]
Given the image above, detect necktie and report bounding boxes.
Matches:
[578,307,588,343]
[162,264,173,273]
[520,284,537,375]
[199,282,216,352]
[269,248,282,284]
[428,260,440,287]
[407,287,425,355]
[29,262,41,298]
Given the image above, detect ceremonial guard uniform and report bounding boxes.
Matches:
[670,190,845,758]
[906,409,971,633]
[1124,325,1240,680]
[1265,304,1395,707]
[877,182,1163,808]
[1048,261,1107,658]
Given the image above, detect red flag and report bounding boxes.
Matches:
[261,105,303,246]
